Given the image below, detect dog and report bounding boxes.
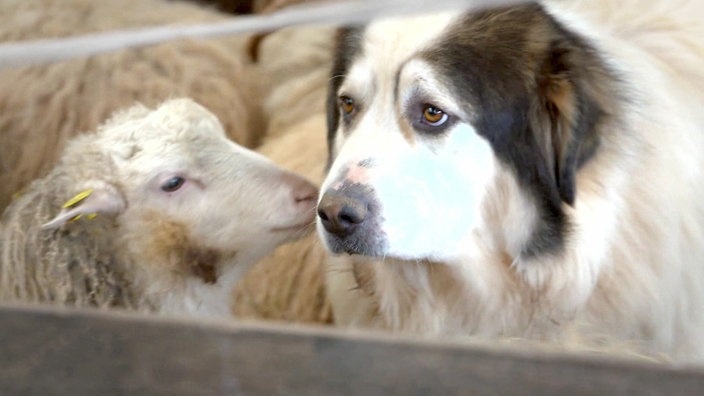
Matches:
[317,0,704,362]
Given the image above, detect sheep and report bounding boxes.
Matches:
[0,98,318,317]
[0,0,263,213]
[0,0,335,323]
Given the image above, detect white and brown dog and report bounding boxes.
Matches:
[317,0,704,362]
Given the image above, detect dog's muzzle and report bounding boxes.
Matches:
[317,182,387,256]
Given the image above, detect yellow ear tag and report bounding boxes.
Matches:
[69,214,96,222]
[63,189,93,209]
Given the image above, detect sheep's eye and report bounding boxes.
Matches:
[339,95,355,115]
[161,176,185,192]
[422,105,449,127]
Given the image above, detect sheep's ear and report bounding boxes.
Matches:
[42,185,125,230]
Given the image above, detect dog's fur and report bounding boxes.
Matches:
[319,0,704,362]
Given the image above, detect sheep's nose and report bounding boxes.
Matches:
[293,179,318,207]
[281,172,318,210]
[317,191,368,237]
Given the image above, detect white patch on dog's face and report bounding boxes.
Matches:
[319,14,498,261]
[364,124,495,260]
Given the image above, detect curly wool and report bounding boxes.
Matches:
[0,161,141,310]
[0,0,263,212]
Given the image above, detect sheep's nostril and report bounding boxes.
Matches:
[282,173,318,207]
[317,208,329,222]
[295,185,318,203]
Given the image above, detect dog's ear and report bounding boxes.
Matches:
[327,27,363,167]
[536,38,605,206]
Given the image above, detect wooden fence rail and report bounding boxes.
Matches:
[0,304,702,395]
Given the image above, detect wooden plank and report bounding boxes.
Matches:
[0,304,702,395]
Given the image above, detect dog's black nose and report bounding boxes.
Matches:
[318,191,368,237]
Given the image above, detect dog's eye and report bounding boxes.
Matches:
[339,95,355,115]
[422,105,449,126]
[161,176,185,192]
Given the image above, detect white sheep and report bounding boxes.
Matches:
[0,98,318,317]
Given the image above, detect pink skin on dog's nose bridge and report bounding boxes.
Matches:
[331,159,374,190]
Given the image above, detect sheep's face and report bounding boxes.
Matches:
[119,99,317,265]
[46,99,317,279]
[124,136,316,262]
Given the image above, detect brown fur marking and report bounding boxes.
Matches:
[187,249,220,284]
[136,211,222,284]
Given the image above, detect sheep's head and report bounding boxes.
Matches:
[42,98,317,284]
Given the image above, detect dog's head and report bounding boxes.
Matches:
[317,5,614,262]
